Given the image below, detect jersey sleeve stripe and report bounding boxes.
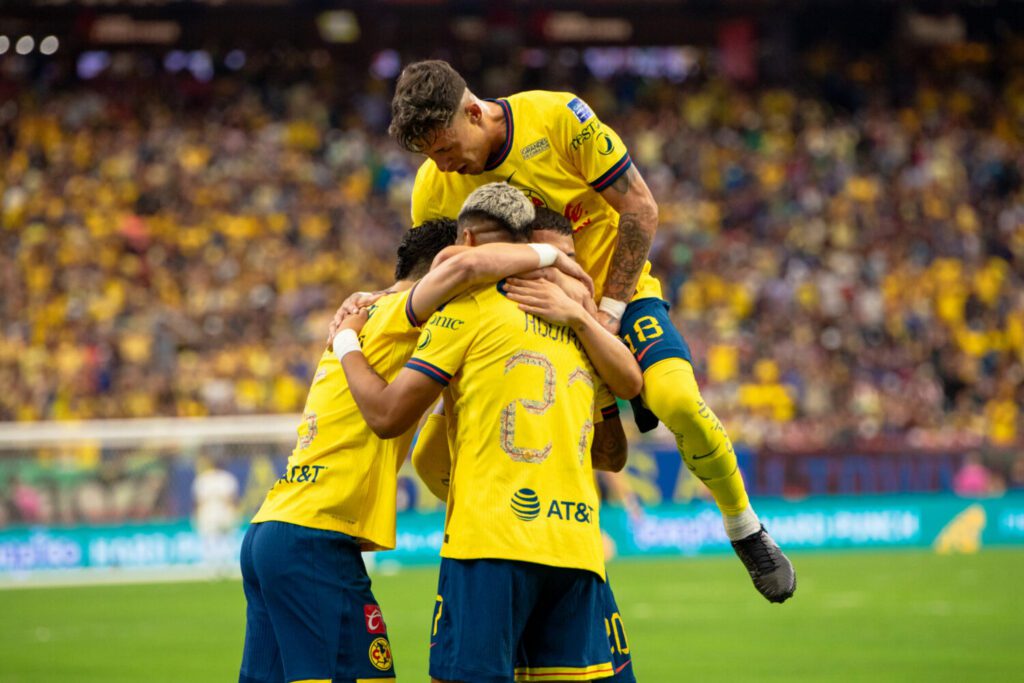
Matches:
[600,403,620,420]
[405,283,421,327]
[589,152,632,191]
[405,358,452,386]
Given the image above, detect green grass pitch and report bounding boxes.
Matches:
[2,549,1022,682]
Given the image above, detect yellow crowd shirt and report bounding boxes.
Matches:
[251,291,421,551]
[411,90,662,302]
[406,284,606,578]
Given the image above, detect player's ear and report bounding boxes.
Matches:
[465,101,483,125]
[461,228,476,247]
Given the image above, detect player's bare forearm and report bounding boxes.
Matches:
[571,314,643,400]
[591,418,628,472]
[340,356,442,439]
[599,165,659,303]
[411,244,591,322]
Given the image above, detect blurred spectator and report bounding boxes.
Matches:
[953,452,998,497]
[192,455,240,574]
[0,45,1022,456]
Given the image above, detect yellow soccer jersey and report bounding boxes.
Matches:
[411,90,662,302]
[251,290,421,551]
[406,283,605,578]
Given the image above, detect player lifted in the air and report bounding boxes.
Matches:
[388,59,795,603]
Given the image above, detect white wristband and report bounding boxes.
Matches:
[598,297,628,321]
[332,329,362,361]
[529,243,559,268]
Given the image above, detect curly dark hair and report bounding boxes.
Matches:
[395,218,458,280]
[389,60,467,153]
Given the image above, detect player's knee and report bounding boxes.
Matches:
[640,359,708,433]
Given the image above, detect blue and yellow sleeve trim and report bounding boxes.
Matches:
[404,283,421,328]
[589,152,632,192]
[405,358,453,387]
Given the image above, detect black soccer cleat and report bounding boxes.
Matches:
[730,525,796,603]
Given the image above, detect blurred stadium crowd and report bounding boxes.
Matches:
[1,45,1022,456]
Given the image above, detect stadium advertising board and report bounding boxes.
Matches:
[1,493,1023,578]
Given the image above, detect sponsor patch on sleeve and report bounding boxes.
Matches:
[566,97,594,123]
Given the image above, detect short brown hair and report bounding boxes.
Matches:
[529,207,573,237]
[389,60,467,152]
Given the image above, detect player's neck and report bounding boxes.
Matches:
[481,99,508,158]
[390,280,414,293]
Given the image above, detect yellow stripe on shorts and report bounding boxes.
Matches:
[513,661,615,681]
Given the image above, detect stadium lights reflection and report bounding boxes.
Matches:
[189,51,213,82]
[370,50,400,80]
[317,10,359,44]
[163,50,187,73]
[40,36,59,55]
[225,49,246,71]
[77,51,110,80]
[15,36,35,55]
[0,36,9,55]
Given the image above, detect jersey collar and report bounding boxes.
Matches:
[483,98,513,171]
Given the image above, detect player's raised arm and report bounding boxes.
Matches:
[596,164,659,329]
[558,95,659,333]
[333,311,444,439]
[407,242,592,325]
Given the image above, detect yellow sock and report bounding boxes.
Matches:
[641,358,750,516]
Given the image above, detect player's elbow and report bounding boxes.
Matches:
[366,410,409,440]
[593,446,628,473]
[611,370,644,402]
[592,421,628,472]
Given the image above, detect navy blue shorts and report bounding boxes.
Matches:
[428,557,619,683]
[238,521,396,683]
[619,297,693,372]
[601,577,637,683]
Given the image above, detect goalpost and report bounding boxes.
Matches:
[0,415,298,583]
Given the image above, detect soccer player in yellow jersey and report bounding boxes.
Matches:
[336,184,642,683]
[410,206,637,682]
[240,217,594,683]
[387,59,795,602]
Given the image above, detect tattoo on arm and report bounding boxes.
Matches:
[592,423,627,471]
[604,210,653,301]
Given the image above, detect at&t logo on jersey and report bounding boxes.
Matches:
[511,488,594,524]
[511,488,541,521]
[548,499,594,524]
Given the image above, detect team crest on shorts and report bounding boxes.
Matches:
[368,637,393,671]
